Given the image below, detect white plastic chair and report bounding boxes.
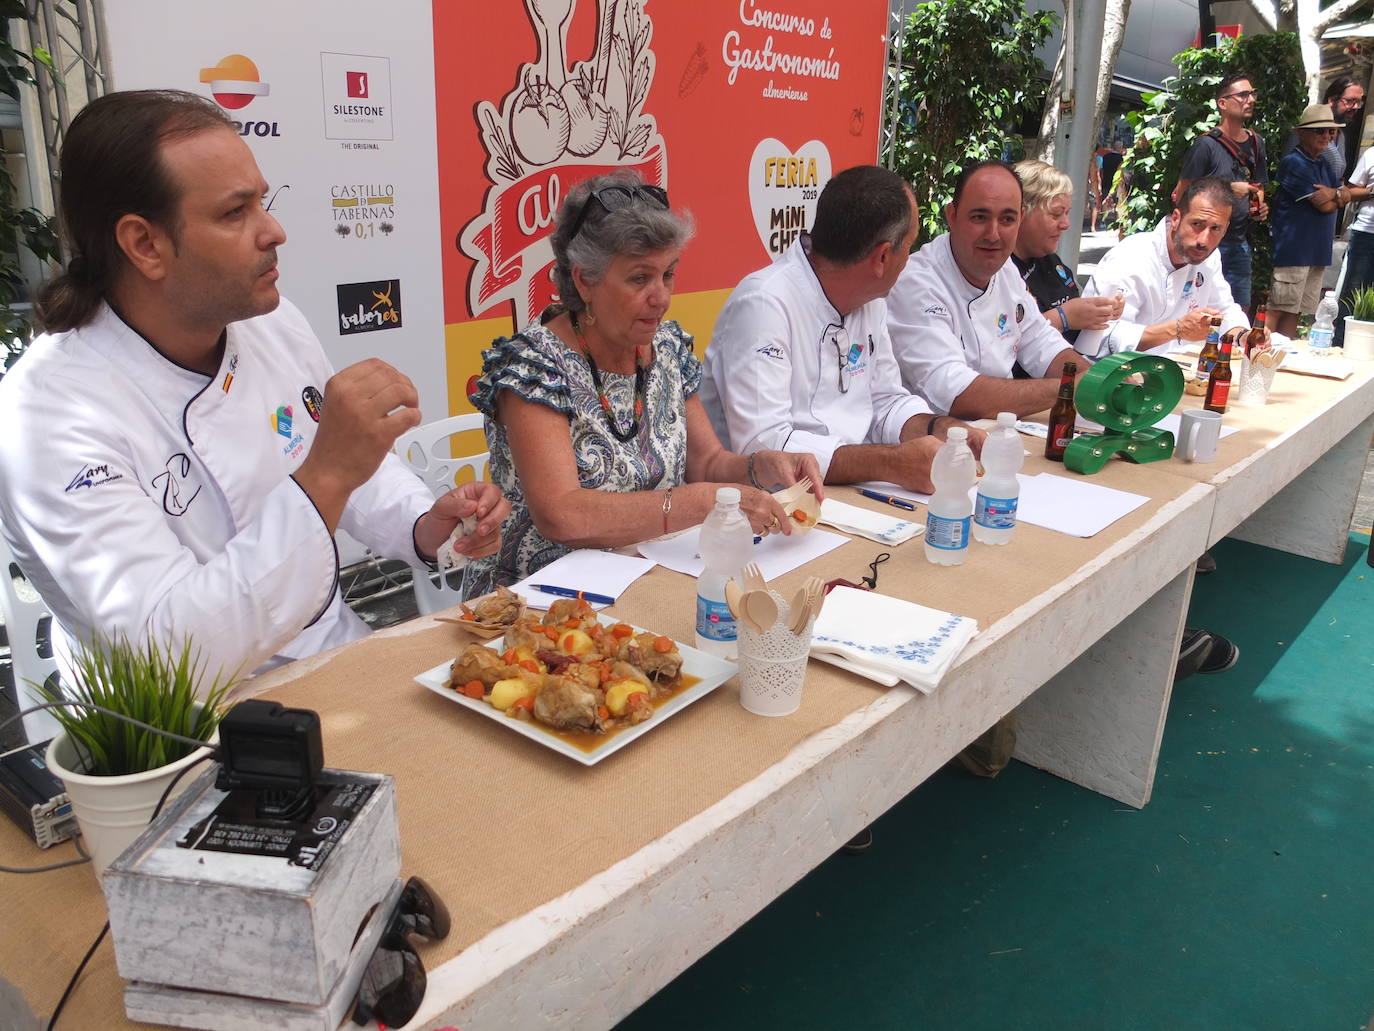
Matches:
[394,414,491,615]
[0,529,63,744]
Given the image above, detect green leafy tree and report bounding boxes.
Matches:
[887,0,1056,241]
[0,1,60,377]
[1116,33,1306,291]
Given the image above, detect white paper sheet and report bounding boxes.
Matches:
[858,473,1148,538]
[637,525,849,579]
[509,550,657,609]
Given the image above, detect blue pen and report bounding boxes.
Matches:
[529,585,617,605]
[857,488,916,511]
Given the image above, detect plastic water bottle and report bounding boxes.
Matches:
[1309,288,1337,354]
[973,412,1023,546]
[696,486,753,657]
[924,426,977,566]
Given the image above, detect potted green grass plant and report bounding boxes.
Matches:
[1342,285,1374,361]
[38,635,235,874]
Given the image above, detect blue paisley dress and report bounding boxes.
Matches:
[468,317,701,590]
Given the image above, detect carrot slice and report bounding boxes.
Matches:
[511,695,535,712]
[612,623,634,638]
[653,635,674,653]
[628,691,649,706]
[597,705,609,720]
[460,611,476,620]
[791,509,807,523]
[544,626,559,641]
[564,619,581,629]
[519,659,540,673]
[501,648,518,664]
[462,680,484,699]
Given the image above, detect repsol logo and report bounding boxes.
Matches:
[232,120,282,138]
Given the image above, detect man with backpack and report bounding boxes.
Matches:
[1175,73,1269,309]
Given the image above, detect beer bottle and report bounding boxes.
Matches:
[1245,300,1268,357]
[1197,317,1223,379]
[1204,338,1233,414]
[1045,361,1078,461]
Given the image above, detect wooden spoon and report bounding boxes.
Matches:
[724,579,755,632]
[742,588,779,634]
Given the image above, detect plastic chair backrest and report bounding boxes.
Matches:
[0,530,62,744]
[393,414,491,615]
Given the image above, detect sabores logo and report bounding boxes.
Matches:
[336,279,403,335]
[199,55,282,139]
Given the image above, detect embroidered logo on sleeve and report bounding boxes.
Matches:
[923,304,949,317]
[64,463,124,492]
[756,344,785,360]
[222,353,239,394]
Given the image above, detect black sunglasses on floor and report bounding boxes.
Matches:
[351,876,451,1027]
[568,183,670,239]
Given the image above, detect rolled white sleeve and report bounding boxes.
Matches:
[887,288,978,415]
[1077,272,1146,358]
[866,318,932,438]
[1015,291,1073,377]
[340,453,438,568]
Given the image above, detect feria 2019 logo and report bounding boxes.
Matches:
[459,0,668,327]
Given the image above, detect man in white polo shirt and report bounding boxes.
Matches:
[702,165,982,496]
[1074,177,1253,360]
[887,161,1082,419]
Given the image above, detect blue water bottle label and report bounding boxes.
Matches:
[1309,329,1333,349]
[696,595,737,642]
[925,513,970,550]
[974,494,1018,529]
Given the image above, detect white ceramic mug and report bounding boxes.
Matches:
[1176,409,1223,463]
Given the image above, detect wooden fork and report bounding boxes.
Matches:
[772,476,814,506]
[742,561,766,594]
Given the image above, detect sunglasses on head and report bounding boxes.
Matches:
[351,876,451,1028]
[568,183,670,240]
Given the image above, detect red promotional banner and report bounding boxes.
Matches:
[434,0,887,411]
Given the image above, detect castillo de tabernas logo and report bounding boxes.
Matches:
[459,0,668,326]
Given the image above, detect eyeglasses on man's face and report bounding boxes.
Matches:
[1221,90,1256,101]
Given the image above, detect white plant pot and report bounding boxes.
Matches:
[1342,316,1374,360]
[46,728,217,877]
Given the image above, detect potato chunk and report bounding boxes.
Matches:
[490,677,533,712]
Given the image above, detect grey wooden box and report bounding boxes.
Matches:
[103,767,400,1006]
[123,877,402,1031]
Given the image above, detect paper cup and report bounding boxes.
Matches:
[737,592,812,717]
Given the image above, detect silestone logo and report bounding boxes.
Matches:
[321,52,392,146]
[330,183,396,241]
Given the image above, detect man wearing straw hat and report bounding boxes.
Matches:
[1269,104,1345,340]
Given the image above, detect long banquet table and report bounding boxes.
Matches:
[3,354,1372,1031]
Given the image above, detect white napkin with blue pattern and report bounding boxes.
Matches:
[810,586,978,693]
[818,498,924,546]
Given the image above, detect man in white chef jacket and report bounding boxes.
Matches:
[0,90,509,682]
[887,161,1083,419]
[1074,177,1254,360]
[701,165,982,496]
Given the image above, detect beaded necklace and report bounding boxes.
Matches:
[571,312,646,443]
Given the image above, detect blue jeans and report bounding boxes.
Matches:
[1217,238,1252,310]
[1336,229,1374,347]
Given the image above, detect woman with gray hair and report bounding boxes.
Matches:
[1011,158,1123,341]
[471,169,822,587]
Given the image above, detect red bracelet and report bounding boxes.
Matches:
[662,487,673,535]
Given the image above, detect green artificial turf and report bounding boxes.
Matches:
[617,535,1374,1031]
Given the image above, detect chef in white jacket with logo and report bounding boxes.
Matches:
[0,90,509,682]
[1074,177,1253,360]
[887,161,1082,419]
[701,165,982,495]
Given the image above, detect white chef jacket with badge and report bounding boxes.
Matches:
[887,234,1071,415]
[0,299,435,680]
[699,236,931,477]
[1074,218,1249,359]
